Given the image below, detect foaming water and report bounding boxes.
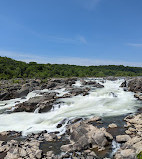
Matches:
[0,79,141,136]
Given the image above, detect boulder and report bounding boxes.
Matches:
[116,135,131,143]
[14,93,56,112]
[108,123,117,128]
[120,80,127,87]
[82,81,104,88]
[62,122,113,152]
[114,149,136,159]
[127,78,142,92]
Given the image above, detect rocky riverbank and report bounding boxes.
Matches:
[0,77,142,159]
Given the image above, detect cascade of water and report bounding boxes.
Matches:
[0,79,141,136]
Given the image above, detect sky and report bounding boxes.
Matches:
[0,0,142,66]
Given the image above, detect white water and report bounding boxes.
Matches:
[111,140,120,157]
[0,79,141,136]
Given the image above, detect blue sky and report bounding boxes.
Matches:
[0,0,142,66]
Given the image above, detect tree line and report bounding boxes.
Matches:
[0,56,142,79]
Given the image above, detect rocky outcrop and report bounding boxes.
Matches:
[114,114,142,159]
[127,78,142,92]
[82,80,104,88]
[0,79,41,101]
[14,92,57,112]
[120,80,127,88]
[61,120,113,153]
[67,87,90,96]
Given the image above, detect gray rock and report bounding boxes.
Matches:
[116,135,131,143]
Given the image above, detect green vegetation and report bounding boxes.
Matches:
[1,56,142,79]
[137,152,142,159]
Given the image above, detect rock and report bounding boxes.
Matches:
[44,133,57,141]
[120,80,127,87]
[16,87,31,98]
[63,121,113,152]
[5,152,19,159]
[60,144,73,152]
[124,114,142,125]
[35,150,42,159]
[0,92,10,101]
[108,123,117,128]
[89,151,97,157]
[134,93,142,100]
[116,135,131,143]
[14,93,56,112]
[67,87,90,96]
[82,81,97,85]
[114,149,136,159]
[46,151,54,157]
[46,82,57,89]
[82,81,104,88]
[128,78,142,92]
[70,117,83,124]
[93,131,108,147]
[132,141,142,154]
[124,136,141,147]
[19,148,27,157]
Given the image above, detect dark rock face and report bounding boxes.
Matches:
[68,87,90,96]
[120,80,127,87]
[15,86,33,98]
[82,81,97,85]
[14,92,57,112]
[0,79,42,101]
[82,80,104,88]
[127,78,142,92]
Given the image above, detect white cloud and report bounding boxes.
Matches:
[127,43,142,47]
[1,50,142,67]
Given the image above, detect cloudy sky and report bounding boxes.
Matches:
[0,0,142,66]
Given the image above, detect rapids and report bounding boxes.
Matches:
[0,78,141,136]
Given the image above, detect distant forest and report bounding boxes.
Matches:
[0,56,142,79]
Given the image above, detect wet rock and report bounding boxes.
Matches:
[85,117,101,123]
[0,92,10,101]
[134,93,142,100]
[14,92,57,112]
[120,80,127,87]
[70,117,83,124]
[82,81,104,88]
[82,81,97,85]
[67,87,90,96]
[15,86,32,98]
